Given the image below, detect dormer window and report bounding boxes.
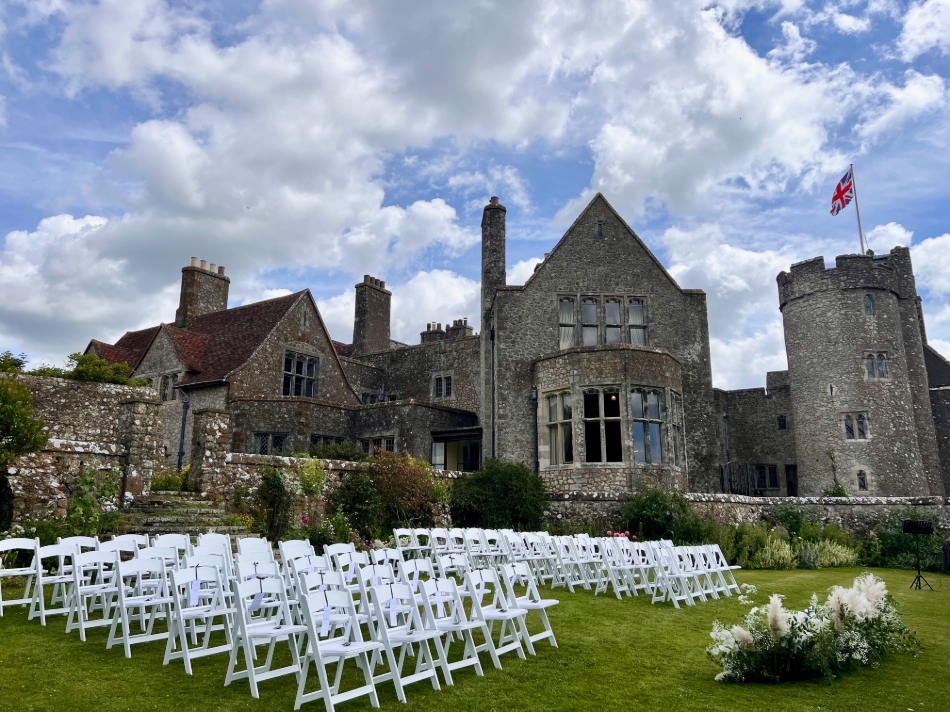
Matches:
[283,350,319,397]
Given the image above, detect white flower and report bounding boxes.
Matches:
[766,594,790,639]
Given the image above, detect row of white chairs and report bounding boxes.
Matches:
[0,533,560,709]
[390,528,741,609]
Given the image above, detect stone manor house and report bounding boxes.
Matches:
[84,195,950,500]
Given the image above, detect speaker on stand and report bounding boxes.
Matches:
[901,519,934,591]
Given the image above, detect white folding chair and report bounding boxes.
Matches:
[464,568,532,659]
[370,548,405,579]
[225,577,307,699]
[65,549,120,640]
[593,538,633,599]
[295,589,383,712]
[421,577,498,677]
[369,582,450,702]
[392,528,425,561]
[399,558,435,594]
[649,543,697,608]
[237,537,274,561]
[164,564,234,674]
[435,553,471,582]
[0,537,40,616]
[106,557,173,658]
[193,541,234,581]
[27,543,74,625]
[500,562,559,650]
[112,533,150,551]
[152,533,192,562]
[708,544,741,595]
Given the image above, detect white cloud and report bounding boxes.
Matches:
[865,222,913,252]
[390,269,480,343]
[507,257,543,285]
[912,232,950,293]
[857,71,947,141]
[711,320,789,391]
[898,0,950,61]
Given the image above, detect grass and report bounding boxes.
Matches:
[0,568,947,711]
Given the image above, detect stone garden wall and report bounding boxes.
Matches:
[4,375,163,522]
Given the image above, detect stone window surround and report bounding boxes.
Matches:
[852,466,872,492]
[841,411,870,440]
[863,293,875,316]
[432,372,454,401]
[159,372,180,402]
[862,351,890,381]
[777,414,788,431]
[359,434,396,455]
[252,431,288,455]
[556,293,649,350]
[282,346,322,398]
[546,390,574,466]
[754,464,780,490]
[540,381,681,470]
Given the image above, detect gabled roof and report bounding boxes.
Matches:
[925,343,950,387]
[519,193,687,293]
[84,325,160,369]
[175,292,301,387]
[331,340,353,358]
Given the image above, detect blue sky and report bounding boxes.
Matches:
[1,0,949,388]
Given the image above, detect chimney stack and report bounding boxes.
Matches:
[352,274,392,356]
[446,318,474,340]
[175,257,231,328]
[420,322,446,344]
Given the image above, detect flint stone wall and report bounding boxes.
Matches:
[3,375,162,522]
[543,490,950,534]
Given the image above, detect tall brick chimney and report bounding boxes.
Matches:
[481,197,506,322]
[175,257,230,328]
[352,275,391,356]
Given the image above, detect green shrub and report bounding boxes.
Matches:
[370,451,441,530]
[617,487,690,540]
[768,504,812,537]
[297,459,327,497]
[151,471,186,492]
[867,510,944,572]
[28,353,148,386]
[449,459,545,531]
[309,441,369,462]
[0,377,50,530]
[67,467,120,536]
[818,523,854,548]
[734,522,771,568]
[327,469,385,539]
[797,546,819,569]
[255,468,298,541]
[749,536,796,570]
[0,351,27,373]
[814,539,859,568]
[307,508,355,551]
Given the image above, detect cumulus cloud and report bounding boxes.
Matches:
[898,0,950,61]
[912,232,950,293]
[865,222,913,252]
[711,320,789,391]
[857,71,947,141]
[507,257,543,285]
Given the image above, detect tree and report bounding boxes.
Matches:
[0,351,27,374]
[28,352,146,386]
[0,378,49,530]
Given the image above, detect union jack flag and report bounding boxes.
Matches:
[830,167,854,216]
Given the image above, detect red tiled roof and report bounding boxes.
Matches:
[114,326,161,366]
[332,340,353,357]
[176,292,301,387]
[86,340,137,366]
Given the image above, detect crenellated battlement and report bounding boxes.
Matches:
[777,247,917,309]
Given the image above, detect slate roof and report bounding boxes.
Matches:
[331,340,353,358]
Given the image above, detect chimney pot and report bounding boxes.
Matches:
[209,263,216,273]
[200,259,207,270]
[190,257,197,267]
[364,274,370,284]
[379,280,385,289]
[490,196,499,205]
[218,265,225,276]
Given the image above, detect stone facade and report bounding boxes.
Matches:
[58,192,949,523]
[4,375,162,521]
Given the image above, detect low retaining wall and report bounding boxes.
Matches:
[542,491,950,534]
[4,376,162,523]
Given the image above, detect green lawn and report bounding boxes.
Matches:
[0,568,947,711]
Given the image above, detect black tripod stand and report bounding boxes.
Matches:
[903,519,934,591]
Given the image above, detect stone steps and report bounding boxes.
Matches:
[126,490,251,537]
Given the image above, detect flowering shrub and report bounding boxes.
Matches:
[815,539,859,568]
[749,536,796,570]
[708,573,920,683]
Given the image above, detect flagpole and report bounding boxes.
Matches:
[850,163,867,254]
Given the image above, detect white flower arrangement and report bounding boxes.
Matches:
[708,574,919,682]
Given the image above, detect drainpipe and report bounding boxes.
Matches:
[531,386,539,473]
[177,391,191,472]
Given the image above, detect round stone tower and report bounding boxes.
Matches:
[777,248,940,496]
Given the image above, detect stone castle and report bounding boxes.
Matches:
[81,194,950,500]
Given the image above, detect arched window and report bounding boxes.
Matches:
[864,294,874,315]
[631,388,665,464]
[845,414,855,439]
[857,470,868,491]
[857,413,867,439]
[877,353,888,378]
[865,354,875,379]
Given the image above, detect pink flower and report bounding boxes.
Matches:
[632,535,637,540]
[624,531,630,536]
[301,515,309,526]
[607,530,613,536]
